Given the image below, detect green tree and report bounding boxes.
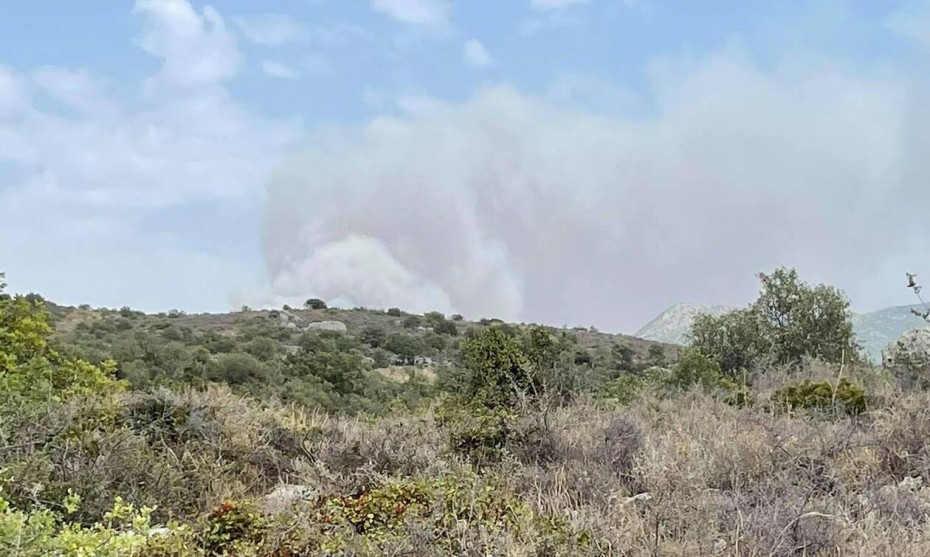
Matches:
[304,298,327,310]
[690,267,859,374]
[0,273,123,405]
[360,326,387,348]
[461,328,534,408]
[386,333,425,364]
[433,319,458,336]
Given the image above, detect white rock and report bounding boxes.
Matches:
[883,327,930,369]
[262,484,316,515]
[305,321,348,333]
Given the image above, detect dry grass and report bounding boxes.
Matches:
[4,364,929,555]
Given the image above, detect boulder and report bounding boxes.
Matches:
[883,327,930,369]
[262,484,316,515]
[883,327,930,387]
[305,321,348,333]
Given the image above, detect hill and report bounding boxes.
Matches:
[851,304,928,362]
[44,300,679,414]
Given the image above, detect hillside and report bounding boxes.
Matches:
[5,277,930,555]
[634,303,736,345]
[44,300,679,414]
[852,304,929,362]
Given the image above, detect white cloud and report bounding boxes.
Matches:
[262,50,929,330]
[370,0,450,31]
[530,0,590,10]
[0,66,30,118]
[519,11,583,36]
[232,13,306,46]
[885,1,930,48]
[1,0,301,312]
[133,0,242,87]
[463,39,494,68]
[32,67,113,115]
[261,60,300,79]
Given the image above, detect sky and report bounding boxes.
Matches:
[1,0,929,333]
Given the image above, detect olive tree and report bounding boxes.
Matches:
[690,267,859,375]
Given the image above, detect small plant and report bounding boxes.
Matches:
[202,500,267,555]
[773,378,866,415]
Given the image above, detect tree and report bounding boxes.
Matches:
[424,311,445,326]
[304,298,327,310]
[386,307,402,317]
[433,319,458,336]
[690,309,761,374]
[753,268,857,364]
[386,333,425,364]
[611,343,634,374]
[0,273,123,405]
[360,326,387,348]
[647,345,666,367]
[461,328,534,408]
[690,267,859,374]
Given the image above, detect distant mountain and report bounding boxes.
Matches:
[635,303,736,346]
[637,302,930,363]
[852,305,928,363]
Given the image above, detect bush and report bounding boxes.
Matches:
[668,347,726,391]
[360,326,387,348]
[436,399,516,466]
[772,378,867,415]
[433,319,458,336]
[386,307,402,317]
[461,328,534,408]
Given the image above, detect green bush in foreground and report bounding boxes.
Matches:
[773,378,867,415]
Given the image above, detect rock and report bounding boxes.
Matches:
[883,327,930,369]
[262,484,316,515]
[305,321,347,333]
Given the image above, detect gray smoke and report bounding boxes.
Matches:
[261,50,930,332]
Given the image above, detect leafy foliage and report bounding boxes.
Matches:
[773,378,867,415]
[690,267,859,374]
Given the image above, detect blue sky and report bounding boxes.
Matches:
[2,0,930,331]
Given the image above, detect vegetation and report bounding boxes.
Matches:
[2,268,929,555]
[690,267,859,375]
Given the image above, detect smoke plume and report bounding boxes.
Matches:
[262,50,930,331]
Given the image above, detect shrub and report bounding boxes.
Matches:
[402,315,421,329]
[436,399,516,466]
[461,327,534,408]
[772,378,866,415]
[433,319,458,336]
[360,326,387,348]
[386,307,402,317]
[668,347,726,391]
